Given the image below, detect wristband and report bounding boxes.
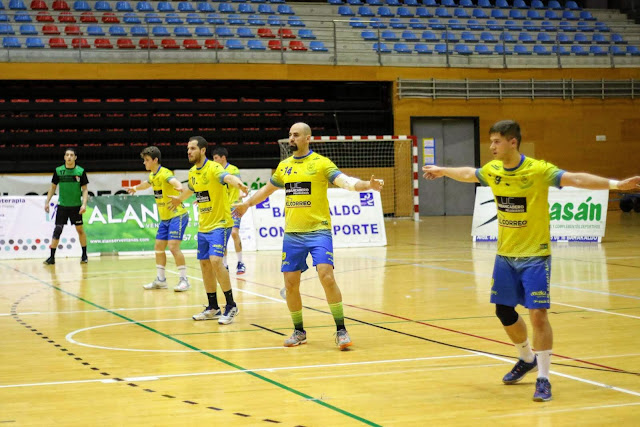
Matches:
[609,180,619,190]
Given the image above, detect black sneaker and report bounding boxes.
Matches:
[43,257,55,265]
[80,256,88,264]
[502,356,538,384]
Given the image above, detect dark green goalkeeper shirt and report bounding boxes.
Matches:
[51,165,89,207]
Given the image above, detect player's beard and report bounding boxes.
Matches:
[189,152,200,164]
[289,143,298,152]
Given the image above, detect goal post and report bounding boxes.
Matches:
[278,135,419,220]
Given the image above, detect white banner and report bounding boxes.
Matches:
[0,169,273,198]
[0,196,83,259]
[472,187,609,242]
[250,188,387,250]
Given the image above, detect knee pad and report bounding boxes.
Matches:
[495,304,519,327]
[53,225,64,240]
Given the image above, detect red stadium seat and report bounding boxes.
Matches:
[117,38,135,48]
[277,28,295,39]
[36,11,54,22]
[52,0,70,10]
[49,37,67,48]
[161,39,179,49]
[58,12,76,23]
[101,12,119,23]
[183,39,201,49]
[268,39,285,50]
[257,28,275,38]
[42,24,61,34]
[64,24,82,35]
[30,0,48,10]
[139,38,158,49]
[95,38,113,48]
[80,12,98,23]
[289,40,307,51]
[71,37,90,48]
[205,39,223,49]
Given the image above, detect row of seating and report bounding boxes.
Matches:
[1,35,329,49]
[339,6,595,20]
[1,0,287,12]
[348,17,611,32]
[0,12,306,26]
[331,0,582,9]
[372,41,640,55]
[363,30,626,44]
[0,24,316,39]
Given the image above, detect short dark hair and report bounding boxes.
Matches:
[212,146,229,158]
[140,146,161,163]
[65,147,77,156]
[489,120,521,148]
[190,136,208,150]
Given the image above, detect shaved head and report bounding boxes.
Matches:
[288,122,312,156]
[292,122,312,136]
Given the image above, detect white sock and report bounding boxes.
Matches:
[222,255,227,267]
[237,252,243,263]
[178,265,187,280]
[156,265,166,281]
[535,350,552,379]
[515,339,535,363]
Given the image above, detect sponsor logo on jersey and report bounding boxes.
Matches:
[496,196,527,213]
[285,200,311,208]
[195,191,211,203]
[153,190,163,199]
[285,182,311,196]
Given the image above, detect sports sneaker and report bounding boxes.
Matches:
[80,256,88,264]
[502,357,538,384]
[218,304,239,325]
[142,278,167,290]
[335,329,353,351]
[174,278,190,292]
[284,330,307,347]
[236,261,246,275]
[43,257,55,265]
[192,307,222,321]
[533,377,552,402]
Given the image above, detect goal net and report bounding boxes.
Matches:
[278,135,418,219]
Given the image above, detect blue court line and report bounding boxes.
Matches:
[4,264,381,427]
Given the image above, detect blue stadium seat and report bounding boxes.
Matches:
[477,0,491,7]
[94,1,112,11]
[207,13,225,25]
[491,9,506,19]
[338,5,354,15]
[277,4,293,14]
[144,13,161,23]
[74,1,91,11]
[394,42,412,53]
[157,1,173,12]
[579,11,595,21]
[480,31,496,43]
[455,43,472,55]
[472,8,488,19]
[238,3,255,13]
[0,23,13,33]
[434,43,448,54]
[522,20,539,31]
[518,32,534,43]
[461,31,477,42]
[608,45,624,55]
[422,30,437,41]
[556,33,570,43]
[349,17,365,27]
[499,32,515,42]
[486,19,500,31]
[495,0,508,8]
[219,3,235,13]
[174,26,191,37]
[123,12,140,24]
[13,11,30,21]
[228,14,244,25]
[428,18,444,30]
[513,0,526,8]
[8,0,26,10]
[381,29,398,40]
[358,5,374,16]
[267,15,282,25]
[591,33,606,44]
[611,33,626,44]
[402,29,418,41]
[514,44,531,55]
[257,3,274,13]
[151,25,169,37]
[536,32,552,43]
[552,45,569,55]
[459,0,473,7]
[390,18,406,28]
[237,27,254,37]
[505,20,521,31]
[548,0,561,9]
[197,2,214,12]
[562,10,577,21]
[527,10,542,20]
[558,21,575,32]
[565,0,580,10]
[130,25,147,36]
[347,0,362,4]
[454,8,469,19]
[540,21,555,31]
[26,36,44,47]
[409,18,427,29]
[87,24,105,35]
[247,14,265,25]
[178,1,195,12]
[509,9,524,20]
[494,44,512,54]
[570,45,587,55]
[369,17,386,28]
[441,0,455,6]
[595,22,609,32]
[309,40,328,51]
[626,45,640,56]
[531,0,543,8]
[448,19,464,30]
[415,7,431,18]
[533,44,550,55]
[109,25,126,35]
[366,0,381,4]
[404,0,418,5]
[475,44,491,54]
[423,0,437,6]
[115,1,132,11]
[573,33,588,44]
[186,13,204,25]
[544,10,560,20]
[589,45,606,56]
[195,26,213,37]
[441,30,458,42]
[576,21,594,32]
[247,39,266,50]
[414,43,431,53]
[298,28,315,38]
[226,39,244,49]
[378,6,393,17]
[435,7,451,18]
[467,19,483,30]
[2,35,18,46]
[397,7,413,17]
[165,13,183,25]
[19,23,36,34]
[216,26,233,37]
[372,41,390,52]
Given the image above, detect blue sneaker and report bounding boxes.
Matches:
[502,357,537,384]
[533,377,552,402]
[236,261,246,275]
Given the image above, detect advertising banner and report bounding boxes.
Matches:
[251,189,387,250]
[471,187,609,242]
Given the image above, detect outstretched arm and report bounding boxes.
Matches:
[223,174,249,198]
[233,181,279,218]
[334,174,384,192]
[561,172,640,191]
[423,165,479,183]
[126,181,152,194]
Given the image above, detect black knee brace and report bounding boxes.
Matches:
[53,225,64,240]
[495,304,519,327]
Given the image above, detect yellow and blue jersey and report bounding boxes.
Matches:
[148,166,187,221]
[187,159,231,233]
[271,151,342,233]
[476,155,565,257]
[223,163,242,205]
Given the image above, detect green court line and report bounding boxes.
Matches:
[8,266,381,427]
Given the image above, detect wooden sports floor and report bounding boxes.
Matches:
[2,212,639,426]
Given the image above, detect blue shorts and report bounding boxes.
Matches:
[281,230,334,273]
[490,255,551,309]
[156,213,189,241]
[197,227,232,260]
